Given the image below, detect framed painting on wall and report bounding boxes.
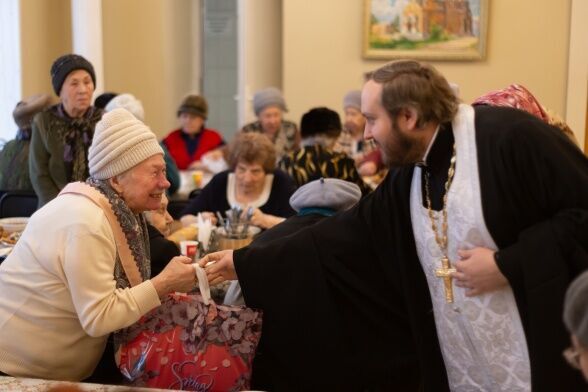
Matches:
[363,0,489,61]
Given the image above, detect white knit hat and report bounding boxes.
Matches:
[105,93,145,121]
[89,108,163,180]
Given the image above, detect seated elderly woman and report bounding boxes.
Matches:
[0,94,54,192]
[563,270,588,381]
[144,192,181,277]
[0,109,196,382]
[105,93,181,195]
[181,132,296,230]
[241,87,300,160]
[162,94,225,170]
[279,107,370,194]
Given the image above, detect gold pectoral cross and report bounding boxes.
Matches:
[435,256,456,303]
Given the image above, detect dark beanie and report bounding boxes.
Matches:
[94,92,118,109]
[300,107,342,139]
[50,54,96,95]
[177,94,208,119]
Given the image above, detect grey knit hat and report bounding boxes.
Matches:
[343,90,361,111]
[253,87,288,116]
[88,108,163,180]
[13,94,53,130]
[289,178,361,212]
[50,54,96,95]
[564,270,588,347]
[177,94,208,119]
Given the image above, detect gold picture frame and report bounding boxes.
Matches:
[363,0,489,61]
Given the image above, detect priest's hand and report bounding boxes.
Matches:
[198,250,236,285]
[453,247,508,296]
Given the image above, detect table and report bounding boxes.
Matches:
[0,376,181,391]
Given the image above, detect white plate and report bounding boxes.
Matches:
[0,247,12,257]
[0,217,29,234]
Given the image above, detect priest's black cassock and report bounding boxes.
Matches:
[234,105,588,391]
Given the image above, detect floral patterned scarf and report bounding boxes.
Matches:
[472,84,550,122]
[473,84,579,145]
[51,104,103,182]
[86,177,151,288]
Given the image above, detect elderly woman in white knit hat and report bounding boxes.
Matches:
[105,93,181,195]
[241,87,300,159]
[563,270,588,381]
[0,108,197,383]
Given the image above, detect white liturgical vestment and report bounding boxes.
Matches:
[410,104,531,391]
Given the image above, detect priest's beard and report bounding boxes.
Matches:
[379,118,427,168]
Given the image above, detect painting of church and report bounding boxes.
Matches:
[365,0,487,60]
[401,0,473,39]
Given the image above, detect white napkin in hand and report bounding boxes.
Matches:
[197,213,213,252]
[193,264,211,305]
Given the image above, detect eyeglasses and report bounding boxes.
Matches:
[563,346,582,370]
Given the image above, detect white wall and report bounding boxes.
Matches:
[566,0,588,149]
[102,0,197,136]
[0,0,21,142]
[239,0,282,126]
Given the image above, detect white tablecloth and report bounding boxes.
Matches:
[0,376,180,391]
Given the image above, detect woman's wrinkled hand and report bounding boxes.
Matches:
[246,208,285,229]
[151,256,196,298]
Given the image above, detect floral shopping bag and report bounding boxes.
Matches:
[116,268,262,391]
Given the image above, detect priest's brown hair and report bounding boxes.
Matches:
[366,60,459,128]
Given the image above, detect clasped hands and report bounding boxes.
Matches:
[187,247,510,297]
[452,247,508,297]
[197,250,237,286]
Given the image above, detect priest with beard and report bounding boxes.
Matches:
[199,60,588,391]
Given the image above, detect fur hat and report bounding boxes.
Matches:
[88,108,163,180]
[253,87,288,116]
[12,94,53,130]
[50,54,96,95]
[564,270,588,347]
[105,93,145,121]
[343,90,361,111]
[177,94,208,119]
[289,178,361,212]
[300,107,342,139]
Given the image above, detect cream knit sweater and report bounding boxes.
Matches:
[0,193,161,381]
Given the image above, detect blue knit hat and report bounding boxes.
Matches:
[289,178,361,212]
